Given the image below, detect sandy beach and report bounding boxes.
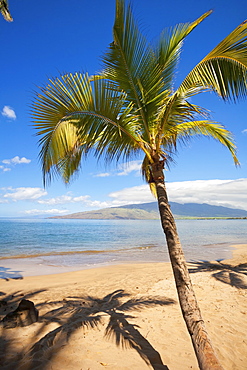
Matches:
[0,244,246,370]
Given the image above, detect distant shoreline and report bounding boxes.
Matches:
[50,216,247,220]
[0,216,247,220]
[48,201,247,220]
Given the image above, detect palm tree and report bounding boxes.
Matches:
[31,1,247,368]
[0,0,13,22]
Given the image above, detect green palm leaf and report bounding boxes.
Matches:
[102,0,159,137]
[156,11,212,91]
[32,72,152,184]
[179,20,247,100]
[163,121,239,165]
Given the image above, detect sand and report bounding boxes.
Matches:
[0,244,246,370]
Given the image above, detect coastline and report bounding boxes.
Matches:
[0,242,239,281]
[1,218,246,274]
[0,242,235,279]
[0,244,246,369]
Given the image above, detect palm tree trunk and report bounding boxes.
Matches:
[151,160,224,370]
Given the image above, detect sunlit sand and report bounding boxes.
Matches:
[0,244,246,369]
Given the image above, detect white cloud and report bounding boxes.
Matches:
[3,179,246,217]
[73,195,91,202]
[38,194,90,205]
[3,187,47,201]
[117,160,142,176]
[0,165,11,172]
[109,184,154,204]
[1,106,16,120]
[242,129,247,134]
[94,172,110,178]
[93,160,142,178]
[2,156,31,165]
[23,209,69,215]
[167,179,247,210]
[23,199,110,216]
[85,200,111,208]
[108,178,247,211]
[37,194,109,209]
[38,195,73,205]
[0,199,9,204]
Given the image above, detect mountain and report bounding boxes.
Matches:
[50,202,247,219]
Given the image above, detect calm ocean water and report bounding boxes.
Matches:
[0,219,246,270]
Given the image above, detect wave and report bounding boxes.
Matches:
[0,244,159,260]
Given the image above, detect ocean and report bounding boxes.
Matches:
[0,218,246,272]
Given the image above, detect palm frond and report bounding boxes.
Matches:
[0,0,13,21]
[156,91,210,152]
[31,73,94,184]
[156,11,212,91]
[163,121,239,165]
[38,121,84,185]
[179,20,247,100]
[31,72,150,184]
[102,0,166,138]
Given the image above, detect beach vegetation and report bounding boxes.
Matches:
[31,1,247,368]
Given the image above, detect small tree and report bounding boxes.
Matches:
[31,1,247,368]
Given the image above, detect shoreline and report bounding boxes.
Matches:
[0,244,246,369]
[0,242,238,279]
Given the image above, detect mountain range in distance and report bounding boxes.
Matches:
[50,201,247,220]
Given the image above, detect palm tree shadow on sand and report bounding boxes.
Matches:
[0,289,47,370]
[1,289,176,369]
[0,267,23,281]
[188,260,247,289]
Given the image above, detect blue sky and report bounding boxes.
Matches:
[0,0,247,217]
